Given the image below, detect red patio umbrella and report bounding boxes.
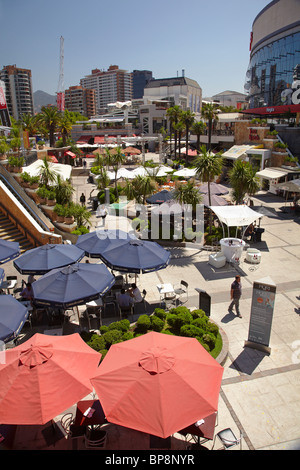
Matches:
[0,333,101,425]
[91,331,223,438]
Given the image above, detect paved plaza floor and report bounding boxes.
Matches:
[1,164,300,450]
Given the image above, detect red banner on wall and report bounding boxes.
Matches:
[57,92,65,112]
[0,86,11,127]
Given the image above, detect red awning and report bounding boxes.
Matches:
[64,151,76,158]
[76,135,92,143]
[94,136,105,144]
[241,104,300,116]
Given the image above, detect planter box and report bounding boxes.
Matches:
[64,216,75,225]
[46,199,56,207]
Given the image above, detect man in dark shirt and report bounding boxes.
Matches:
[228,275,242,318]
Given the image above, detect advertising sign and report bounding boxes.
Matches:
[57,92,65,112]
[245,277,276,354]
[0,85,11,127]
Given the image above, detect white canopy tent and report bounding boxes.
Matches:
[209,205,263,237]
[22,160,72,182]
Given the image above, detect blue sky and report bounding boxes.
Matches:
[0,0,269,98]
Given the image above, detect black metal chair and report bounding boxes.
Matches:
[213,427,243,450]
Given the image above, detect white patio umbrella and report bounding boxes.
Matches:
[173,168,197,178]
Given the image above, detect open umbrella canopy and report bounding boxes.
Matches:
[91,331,224,438]
[0,268,4,285]
[13,244,85,275]
[146,189,175,204]
[0,295,29,343]
[203,194,228,207]
[0,239,20,264]
[198,182,229,196]
[0,333,101,424]
[276,178,300,193]
[151,200,185,215]
[32,263,115,308]
[76,229,135,258]
[173,168,197,178]
[99,238,171,274]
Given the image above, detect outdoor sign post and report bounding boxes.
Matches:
[244,276,276,355]
[195,288,211,317]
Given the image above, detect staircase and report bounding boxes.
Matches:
[0,210,34,253]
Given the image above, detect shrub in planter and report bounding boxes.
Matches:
[206,321,219,338]
[20,172,31,187]
[102,329,123,348]
[46,190,56,206]
[71,226,90,235]
[191,317,209,330]
[180,324,204,338]
[53,204,66,222]
[29,176,40,189]
[36,186,49,204]
[64,205,75,224]
[167,307,193,332]
[190,309,207,320]
[108,319,130,332]
[135,314,151,334]
[150,315,164,332]
[122,331,134,341]
[153,308,167,320]
[87,334,106,352]
[201,333,216,351]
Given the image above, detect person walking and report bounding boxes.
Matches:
[228,275,242,318]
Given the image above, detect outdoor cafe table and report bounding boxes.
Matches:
[74,399,106,428]
[157,283,176,306]
[178,411,217,444]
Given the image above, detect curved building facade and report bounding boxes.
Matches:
[244,0,300,115]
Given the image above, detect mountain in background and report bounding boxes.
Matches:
[33,90,56,113]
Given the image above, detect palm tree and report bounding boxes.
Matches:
[181,110,195,163]
[55,174,74,205]
[166,105,182,159]
[228,160,260,204]
[174,180,202,209]
[123,175,156,205]
[173,121,185,160]
[201,103,219,151]
[58,113,73,146]
[194,145,223,233]
[73,203,92,228]
[36,107,61,147]
[96,167,111,191]
[21,113,38,136]
[109,146,126,199]
[192,120,206,152]
[39,156,58,188]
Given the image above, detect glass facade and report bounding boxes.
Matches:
[245,32,300,108]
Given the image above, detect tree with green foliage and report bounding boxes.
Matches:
[228,160,260,204]
[180,110,195,162]
[36,106,61,147]
[201,103,219,151]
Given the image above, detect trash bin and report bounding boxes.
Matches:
[92,197,99,211]
[254,227,264,242]
[195,288,211,317]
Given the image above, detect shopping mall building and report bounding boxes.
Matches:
[243,0,300,117]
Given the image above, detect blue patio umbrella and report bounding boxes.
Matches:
[146,190,175,205]
[13,244,85,275]
[76,229,135,258]
[0,268,4,286]
[0,239,20,265]
[99,238,171,274]
[32,263,115,309]
[0,295,29,343]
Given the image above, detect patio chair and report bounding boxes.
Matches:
[133,289,147,313]
[84,428,107,449]
[208,252,226,269]
[213,427,243,450]
[118,303,134,320]
[174,281,188,303]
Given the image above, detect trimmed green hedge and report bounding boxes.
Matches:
[81,306,222,360]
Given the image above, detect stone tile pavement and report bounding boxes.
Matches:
[1,169,300,450]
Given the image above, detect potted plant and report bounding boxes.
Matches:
[267,130,278,139]
[38,140,45,149]
[0,138,9,161]
[53,203,66,222]
[46,189,56,206]
[64,205,75,224]
[274,142,288,152]
[29,175,40,189]
[36,186,49,204]
[20,172,32,188]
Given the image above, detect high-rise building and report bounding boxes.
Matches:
[132,70,153,99]
[0,64,34,120]
[64,85,96,118]
[80,65,132,114]
[244,0,300,116]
